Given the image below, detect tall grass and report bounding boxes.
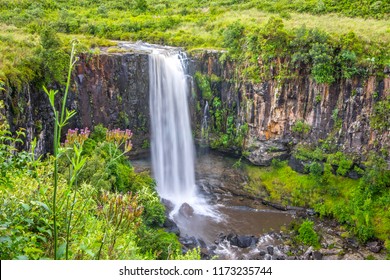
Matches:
[44,40,78,259]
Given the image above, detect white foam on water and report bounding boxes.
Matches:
[148,46,220,221]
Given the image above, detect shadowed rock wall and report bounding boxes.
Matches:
[190,51,390,165]
[2,48,389,165]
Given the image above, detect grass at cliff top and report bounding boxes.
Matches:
[0,0,389,83]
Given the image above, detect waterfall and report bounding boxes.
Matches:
[149,49,210,216]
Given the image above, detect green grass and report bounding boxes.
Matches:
[246,161,357,207]
[245,161,390,247]
[0,0,389,86]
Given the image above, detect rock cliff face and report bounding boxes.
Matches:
[190,51,390,165]
[71,52,150,157]
[2,47,389,164]
[1,52,151,157]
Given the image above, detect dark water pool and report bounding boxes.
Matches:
[132,151,294,259]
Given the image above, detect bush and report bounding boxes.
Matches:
[292,120,311,136]
[137,228,182,260]
[309,42,335,84]
[222,21,244,58]
[297,220,320,248]
[371,96,390,133]
[328,152,353,176]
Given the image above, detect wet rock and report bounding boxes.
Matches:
[161,198,175,214]
[246,140,289,166]
[262,201,287,211]
[180,235,197,247]
[306,209,316,216]
[303,246,313,260]
[322,233,343,249]
[179,235,208,256]
[267,246,274,255]
[237,235,258,248]
[197,238,207,249]
[225,233,238,246]
[345,238,359,249]
[179,203,194,218]
[343,253,364,260]
[209,245,217,252]
[312,251,323,260]
[259,250,267,256]
[366,241,382,253]
[228,234,258,248]
[163,218,180,236]
[200,246,213,260]
[319,248,343,256]
[216,232,226,244]
[288,156,309,174]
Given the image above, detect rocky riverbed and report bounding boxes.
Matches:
[133,151,386,260]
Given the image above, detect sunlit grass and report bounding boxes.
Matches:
[0,1,388,83]
[0,24,38,83]
[245,161,390,245]
[245,161,358,207]
[206,9,390,44]
[284,13,390,44]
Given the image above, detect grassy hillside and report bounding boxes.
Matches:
[0,0,389,86]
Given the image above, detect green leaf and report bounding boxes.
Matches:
[37,227,52,237]
[76,157,87,171]
[31,201,51,213]
[0,236,11,244]
[56,242,67,259]
[43,86,57,109]
[65,109,77,121]
[73,144,81,157]
[21,203,31,211]
[36,235,47,243]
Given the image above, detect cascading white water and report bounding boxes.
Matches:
[149,49,214,217]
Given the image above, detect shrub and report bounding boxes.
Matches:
[137,228,181,260]
[371,96,390,133]
[328,152,353,176]
[297,220,320,248]
[222,21,244,58]
[292,120,311,136]
[309,42,335,84]
[194,72,212,101]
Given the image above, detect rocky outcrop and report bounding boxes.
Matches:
[1,51,151,157]
[2,45,389,165]
[71,52,150,157]
[190,51,390,165]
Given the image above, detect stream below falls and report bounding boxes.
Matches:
[132,151,295,260]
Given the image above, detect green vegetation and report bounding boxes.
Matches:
[43,39,78,259]
[0,0,389,260]
[246,155,390,248]
[0,121,200,259]
[291,120,311,137]
[297,220,320,248]
[0,50,198,259]
[371,96,390,133]
[0,0,389,88]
